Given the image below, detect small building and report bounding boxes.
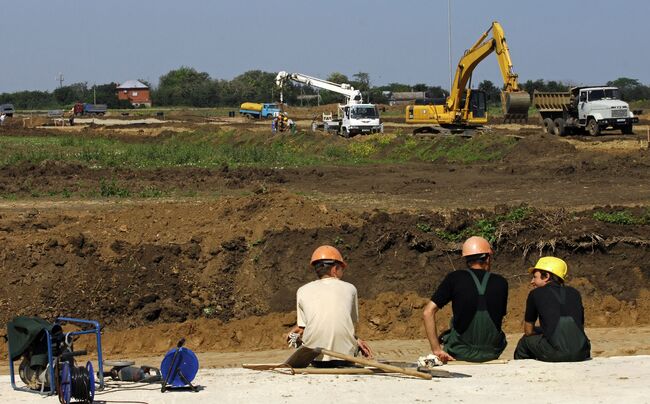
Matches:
[116,80,151,107]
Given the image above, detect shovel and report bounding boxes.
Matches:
[243,345,321,371]
[313,347,432,380]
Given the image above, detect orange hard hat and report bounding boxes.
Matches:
[310,245,347,268]
[461,236,493,257]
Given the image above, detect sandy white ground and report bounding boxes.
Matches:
[2,356,649,404]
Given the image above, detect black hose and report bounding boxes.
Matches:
[69,365,92,403]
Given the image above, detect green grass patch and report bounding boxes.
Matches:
[0,128,516,170]
[592,210,649,225]
[435,206,533,243]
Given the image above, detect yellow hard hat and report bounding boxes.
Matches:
[528,256,568,280]
[461,236,493,257]
[310,245,347,268]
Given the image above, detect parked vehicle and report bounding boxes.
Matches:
[0,103,16,117]
[534,86,639,135]
[275,71,382,137]
[239,102,281,119]
[73,102,107,116]
[406,21,530,134]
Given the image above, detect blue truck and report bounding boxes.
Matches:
[239,102,281,119]
[74,103,108,116]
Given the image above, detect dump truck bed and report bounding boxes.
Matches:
[532,91,572,112]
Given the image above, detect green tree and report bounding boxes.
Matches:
[54,82,90,105]
[478,80,500,105]
[327,72,350,84]
[154,66,216,107]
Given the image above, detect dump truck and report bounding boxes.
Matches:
[73,103,107,116]
[533,86,639,136]
[239,102,281,119]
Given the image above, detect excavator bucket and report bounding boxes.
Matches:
[501,91,531,123]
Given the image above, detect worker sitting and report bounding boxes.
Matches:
[422,236,508,363]
[514,257,591,362]
[285,245,373,367]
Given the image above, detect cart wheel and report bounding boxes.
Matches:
[59,362,71,404]
[86,361,96,401]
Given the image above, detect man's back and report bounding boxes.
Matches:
[432,269,508,333]
[297,277,358,358]
[526,284,584,337]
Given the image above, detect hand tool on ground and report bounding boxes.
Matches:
[313,348,432,380]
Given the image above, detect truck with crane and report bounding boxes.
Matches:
[275,71,382,138]
[405,21,530,134]
[533,86,638,136]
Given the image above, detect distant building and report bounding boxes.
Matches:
[116,80,151,107]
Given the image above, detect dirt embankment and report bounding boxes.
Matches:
[0,190,649,359]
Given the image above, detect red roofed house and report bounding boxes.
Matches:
[116,80,151,107]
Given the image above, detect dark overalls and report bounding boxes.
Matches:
[515,286,591,362]
[442,270,507,362]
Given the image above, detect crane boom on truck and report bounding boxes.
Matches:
[406,21,530,134]
[275,71,382,138]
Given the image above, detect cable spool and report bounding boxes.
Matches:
[58,361,94,404]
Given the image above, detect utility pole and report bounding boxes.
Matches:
[448,0,453,92]
[57,73,64,88]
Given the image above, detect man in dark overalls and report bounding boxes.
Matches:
[422,236,508,362]
[514,257,591,362]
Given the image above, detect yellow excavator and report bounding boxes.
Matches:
[406,21,530,134]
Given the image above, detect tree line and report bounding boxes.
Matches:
[1,66,648,110]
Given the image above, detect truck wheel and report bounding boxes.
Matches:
[621,124,634,135]
[542,118,554,134]
[553,118,566,136]
[587,118,600,136]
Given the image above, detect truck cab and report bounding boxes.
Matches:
[0,103,15,117]
[337,104,383,137]
[574,86,638,135]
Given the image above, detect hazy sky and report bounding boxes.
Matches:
[1,0,648,93]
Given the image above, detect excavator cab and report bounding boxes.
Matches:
[467,90,487,119]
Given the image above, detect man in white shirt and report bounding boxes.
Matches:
[287,245,373,365]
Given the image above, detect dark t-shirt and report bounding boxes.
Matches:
[524,284,585,337]
[431,269,508,334]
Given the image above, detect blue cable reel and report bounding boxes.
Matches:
[57,360,94,404]
[160,338,199,392]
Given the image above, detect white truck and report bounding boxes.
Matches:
[533,86,638,136]
[275,71,383,138]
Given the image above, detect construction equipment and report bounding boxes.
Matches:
[160,338,199,393]
[275,71,383,137]
[533,86,639,136]
[239,102,281,119]
[406,21,530,134]
[6,316,104,403]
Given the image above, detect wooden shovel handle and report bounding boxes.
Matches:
[318,348,432,380]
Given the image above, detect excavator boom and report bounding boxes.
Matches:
[407,20,529,131]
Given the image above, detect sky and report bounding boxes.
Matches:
[1,0,648,93]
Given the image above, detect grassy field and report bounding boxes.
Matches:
[0,129,517,169]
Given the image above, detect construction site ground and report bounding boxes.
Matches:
[1,109,650,377]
